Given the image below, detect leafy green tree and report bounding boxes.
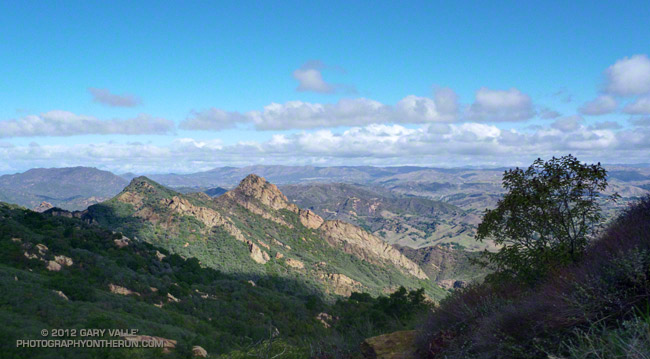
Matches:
[477,155,617,282]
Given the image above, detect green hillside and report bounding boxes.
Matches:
[74,176,444,300]
[0,202,436,358]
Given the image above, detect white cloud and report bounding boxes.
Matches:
[190,92,459,131]
[2,121,647,173]
[248,98,391,130]
[578,95,618,115]
[292,60,354,94]
[0,111,174,138]
[180,108,248,130]
[88,88,141,107]
[466,88,535,122]
[623,95,650,115]
[551,116,584,132]
[604,54,650,96]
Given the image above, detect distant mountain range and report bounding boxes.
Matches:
[280,183,485,250]
[2,165,647,214]
[0,167,128,211]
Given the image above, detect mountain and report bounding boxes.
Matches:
[0,167,128,210]
[137,165,648,215]
[52,175,443,299]
[280,183,485,250]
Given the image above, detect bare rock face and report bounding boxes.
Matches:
[46,260,62,271]
[109,284,140,296]
[223,174,325,229]
[33,201,54,213]
[299,208,324,229]
[319,220,428,279]
[360,330,417,359]
[54,255,73,267]
[320,273,363,296]
[229,174,296,211]
[247,241,270,264]
[114,236,130,248]
[285,258,304,269]
[316,312,334,328]
[192,345,208,357]
[53,290,69,301]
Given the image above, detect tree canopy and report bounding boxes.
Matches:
[476,155,617,282]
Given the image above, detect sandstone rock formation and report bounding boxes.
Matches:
[33,201,54,213]
[109,283,140,296]
[360,330,417,359]
[319,220,427,279]
[192,345,208,357]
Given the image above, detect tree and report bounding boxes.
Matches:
[476,155,617,282]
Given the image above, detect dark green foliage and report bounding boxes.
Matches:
[0,201,441,358]
[477,155,617,283]
[418,196,650,359]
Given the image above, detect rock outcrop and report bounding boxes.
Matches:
[109,284,140,296]
[33,201,54,213]
[319,220,428,279]
[320,273,363,296]
[360,330,417,359]
[192,345,208,357]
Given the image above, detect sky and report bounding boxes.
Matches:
[1,1,649,174]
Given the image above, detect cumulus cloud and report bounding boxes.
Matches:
[624,95,650,115]
[292,60,354,94]
[0,111,173,137]
[88,88,142,107]
[180,108,248,130]
[604,55,650,96]
[466,88,535,122]
[5,120,647,174]
[181,91,459,131]
[551,116,584,132]
[579,95,618,115]
[248,98,390,130]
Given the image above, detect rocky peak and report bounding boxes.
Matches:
[230,174,293,211]
[33,201,54,213]
[123,176,162,194]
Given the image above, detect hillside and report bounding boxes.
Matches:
[0,201,439,358]
[0,167,128,211]
[51,175,444,300]
[396,244,488,289]
[281,183,484,250]
[412,196,650,359]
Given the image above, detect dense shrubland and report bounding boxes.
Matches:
[0,202,430,358]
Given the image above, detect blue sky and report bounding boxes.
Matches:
[1,1,649,173]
